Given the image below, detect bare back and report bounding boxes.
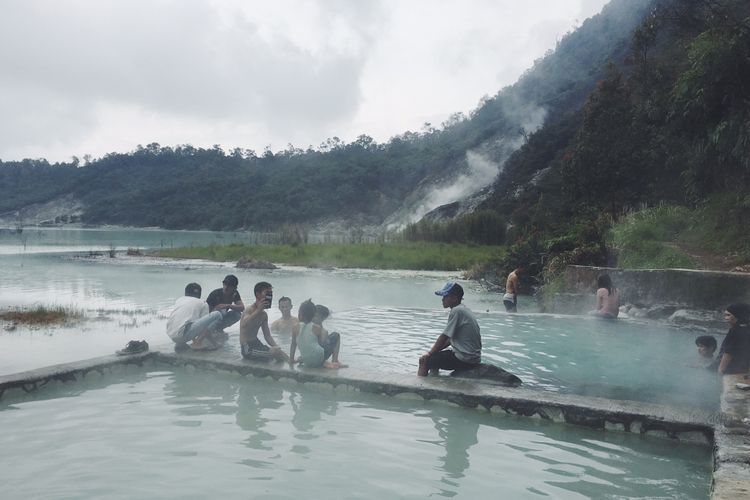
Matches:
[506,271,519,295]
[596,287,619,317]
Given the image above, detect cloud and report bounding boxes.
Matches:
[0,0,608,161]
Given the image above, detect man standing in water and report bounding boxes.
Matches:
[206,274,245,331]
[503,265,524,313]
[271,296,299,335]
[418,282,481,376]
[240,281,289,362]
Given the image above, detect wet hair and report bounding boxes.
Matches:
[222,274,239,287]
[184,283,202,298]
[597,274,614,295]
[299,299,316,323]
[254,281,272,296]
[695,335,717,352]
[278,296,292,306]
[314,305,330,321]
[726,303,750,325]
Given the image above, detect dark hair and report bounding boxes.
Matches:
[315,304,330,321]
[223,274,239,287]
[278,296,292,306]
[695,335,717,352]
[184,283,202,298]
[448,283,464,299]
[726,303,750,325]
[597,274,614,295]
[254,281,272,296]
[299,299,316,322]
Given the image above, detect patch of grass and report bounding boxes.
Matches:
[0,305,83,326]
[609,205,697,269]
[156,242,505,271]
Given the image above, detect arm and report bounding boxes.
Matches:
[261,319,278,347]
[596,288,606,311]
[420,334,451,360]
[230,292,245,312]
[718,353,733,374]
[289,324,299,364]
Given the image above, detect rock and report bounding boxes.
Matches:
[669,309,724,329]
[126,248,143,256]
[236,258,278,270]
[450,363,522,386]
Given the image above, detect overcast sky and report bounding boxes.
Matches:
[0,0,609,163]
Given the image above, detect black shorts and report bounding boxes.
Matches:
[241,338,273,360]
[425,350,479,372]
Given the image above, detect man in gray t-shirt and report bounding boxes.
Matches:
[418,282,482,376]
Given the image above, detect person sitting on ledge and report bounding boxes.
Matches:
[693,335,719,370]
[590,274,619,318]
[290,300,345,369]
[240,281,289,363]
[206,274,245,333]
[418,282,481,377]
[717,303,750,375]
[166,283,224,350]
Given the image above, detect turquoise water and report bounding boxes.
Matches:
[0,368,712,499]
[0,228,721,409]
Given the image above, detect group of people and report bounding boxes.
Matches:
[165,270,749,379]
[166,275,345,369]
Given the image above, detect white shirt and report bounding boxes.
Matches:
[166,296,208,341]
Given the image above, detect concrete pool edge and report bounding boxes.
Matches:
[0,349,747,499]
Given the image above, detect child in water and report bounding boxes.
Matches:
[290,300,346,369]
[693,335,719,370]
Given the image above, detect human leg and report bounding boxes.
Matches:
[183,311,223,342]
[220,309,242,330]
[323,332,341,361]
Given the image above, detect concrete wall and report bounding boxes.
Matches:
[549,266,750,317]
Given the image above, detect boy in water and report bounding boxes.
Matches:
[694,335,719,370]
[240,281,289,362]
[271,296,299,335]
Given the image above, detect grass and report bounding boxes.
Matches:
[0,305,83,326]
[609,205,697,269]
[155,242,505,271]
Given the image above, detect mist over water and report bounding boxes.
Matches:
[0,228,721,411]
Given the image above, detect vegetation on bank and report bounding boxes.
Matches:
[0,306,83,326]
[156,242,504,272]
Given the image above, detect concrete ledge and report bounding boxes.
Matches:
[712,375,750,498]
[0,352,156,400]
[6,347,750,497]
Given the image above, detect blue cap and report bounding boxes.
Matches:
[435,282,464,297]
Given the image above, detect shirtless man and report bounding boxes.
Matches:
[503,266,524,313]
[270,296,299,335]
[240,281,289,362]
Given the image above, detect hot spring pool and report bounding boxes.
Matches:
[0,367,712,499]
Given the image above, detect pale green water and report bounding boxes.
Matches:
[0,228,721,409]
[0,368,712,499]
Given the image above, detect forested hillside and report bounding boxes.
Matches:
[477,0,750,272]
[0,0,652,232]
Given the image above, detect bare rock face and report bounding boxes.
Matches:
[450,363,523,386]
[236,258,278,270]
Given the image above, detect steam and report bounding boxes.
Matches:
[389,100,547,230]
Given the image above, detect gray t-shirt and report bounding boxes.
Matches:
[443,304,481,364]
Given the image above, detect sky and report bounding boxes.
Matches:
[0,0,610,163]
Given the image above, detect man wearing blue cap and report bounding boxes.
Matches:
[418,282,482,376]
